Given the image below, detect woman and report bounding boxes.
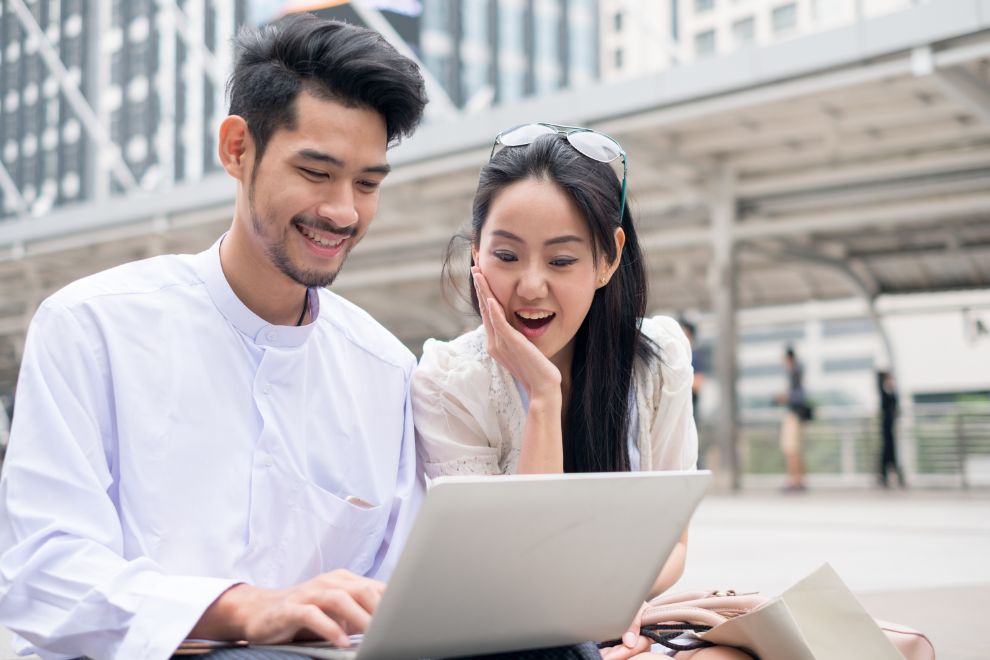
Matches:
[412,124,745,659]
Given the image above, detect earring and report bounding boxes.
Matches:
[599,276,607,285]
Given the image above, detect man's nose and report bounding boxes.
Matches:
[316,185,359,228]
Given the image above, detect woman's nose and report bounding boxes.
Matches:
[516,266,548,300]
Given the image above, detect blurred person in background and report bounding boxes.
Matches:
[413,124,745,659]
[678,319,708,468]
[776,346,808,492]
[0,14,427,659]
[877,370,906,488]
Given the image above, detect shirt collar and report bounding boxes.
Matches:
[194,234,320,348]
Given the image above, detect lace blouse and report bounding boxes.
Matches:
[411,315,698,478]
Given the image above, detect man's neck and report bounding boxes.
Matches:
[219,223,308,326]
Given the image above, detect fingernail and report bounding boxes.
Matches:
[623,632,637,648]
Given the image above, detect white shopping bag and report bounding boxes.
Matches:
[700,563,903,660]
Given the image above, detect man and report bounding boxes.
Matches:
[877,370,906,488]
[0,15,427,659]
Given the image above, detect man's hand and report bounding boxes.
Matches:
[189,569,385,648]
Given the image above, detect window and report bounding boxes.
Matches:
[772,3,797,33]
[823,356,875,373]
[822,317,876,337]
[613,11,623,31]
[733,17,755,44]
[740,324,805,344]
[694,29,715,57]
[613,48,623,68]
[694,0,715,12]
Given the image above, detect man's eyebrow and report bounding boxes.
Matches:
[490,230,585,246]
[296,148,391,175]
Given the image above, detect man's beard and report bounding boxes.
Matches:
[250,206,356,288]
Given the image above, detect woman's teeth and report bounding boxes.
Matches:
[516,311,555,329]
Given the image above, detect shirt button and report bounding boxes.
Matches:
[265,330,277,341]
[262,384,272,395]
[265,457,274,468]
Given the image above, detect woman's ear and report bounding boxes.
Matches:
[598,227,626,287]
[471,244,480,266]
[218,115,252,180]
[612,227,626,264]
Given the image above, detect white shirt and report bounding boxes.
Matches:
[412,316,698,477]
[0,237,421,660]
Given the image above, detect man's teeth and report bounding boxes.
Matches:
[300,226,343,247]
[517,311,554,320]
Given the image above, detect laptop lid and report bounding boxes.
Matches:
[357,470,711,660]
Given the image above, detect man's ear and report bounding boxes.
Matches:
[218,115,252,180]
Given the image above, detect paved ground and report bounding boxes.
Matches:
[2,487,988,659]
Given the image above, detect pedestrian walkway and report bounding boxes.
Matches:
[2,488,987,659]
[678,488,990,659]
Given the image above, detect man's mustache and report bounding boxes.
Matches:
[292,217,357,238]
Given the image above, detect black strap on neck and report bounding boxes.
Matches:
[295,291,309,327]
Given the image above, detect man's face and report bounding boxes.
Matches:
[243,92,389,287]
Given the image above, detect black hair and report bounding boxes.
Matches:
[450,134,658,473]
[785,346,796,360]
[227,13,427,164]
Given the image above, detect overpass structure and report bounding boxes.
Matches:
[1,1,989,484]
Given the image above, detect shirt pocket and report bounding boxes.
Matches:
[289,480,390,578]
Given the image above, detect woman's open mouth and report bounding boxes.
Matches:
[515,310,555,338]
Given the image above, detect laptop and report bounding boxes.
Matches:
[183,470,711,659]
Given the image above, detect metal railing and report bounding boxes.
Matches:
[699,403,990,489]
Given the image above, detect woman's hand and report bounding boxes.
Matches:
[472,266,561,400]
[473,266,564,473]
[599,602,654,659]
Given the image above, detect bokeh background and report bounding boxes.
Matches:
[0,1,988,657]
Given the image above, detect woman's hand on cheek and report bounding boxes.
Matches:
[472,267,562,401]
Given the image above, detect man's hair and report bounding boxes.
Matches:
[227,13,427,162]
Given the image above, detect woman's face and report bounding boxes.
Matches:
[473,177,619,371]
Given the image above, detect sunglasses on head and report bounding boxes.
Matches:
[489,122,628,223]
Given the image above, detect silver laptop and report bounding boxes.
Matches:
[258,470,711,659]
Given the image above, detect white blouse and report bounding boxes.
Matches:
[412,315,698,478]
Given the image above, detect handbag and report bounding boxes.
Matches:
[607,587,935,659]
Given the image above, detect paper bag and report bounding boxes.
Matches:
[700,563,903,660]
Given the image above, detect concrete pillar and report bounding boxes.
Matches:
[708,165,740,489]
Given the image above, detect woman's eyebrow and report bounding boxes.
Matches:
[490,230,584,246]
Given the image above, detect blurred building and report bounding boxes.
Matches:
[600,0,916,78]
[0,0,247,219]
[419,0,599,110]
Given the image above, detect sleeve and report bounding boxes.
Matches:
[411,338,502,479]
[0,301,235,660]
[643,317,699,471]
[367,358,425,580]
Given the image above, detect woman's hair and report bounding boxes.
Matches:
[227,13,427,165]
[454,133,658,472]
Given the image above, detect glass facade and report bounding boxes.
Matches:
[0,0,246,219]
[420,0,599,109]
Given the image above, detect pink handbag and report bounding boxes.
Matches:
[631,589,935,659]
